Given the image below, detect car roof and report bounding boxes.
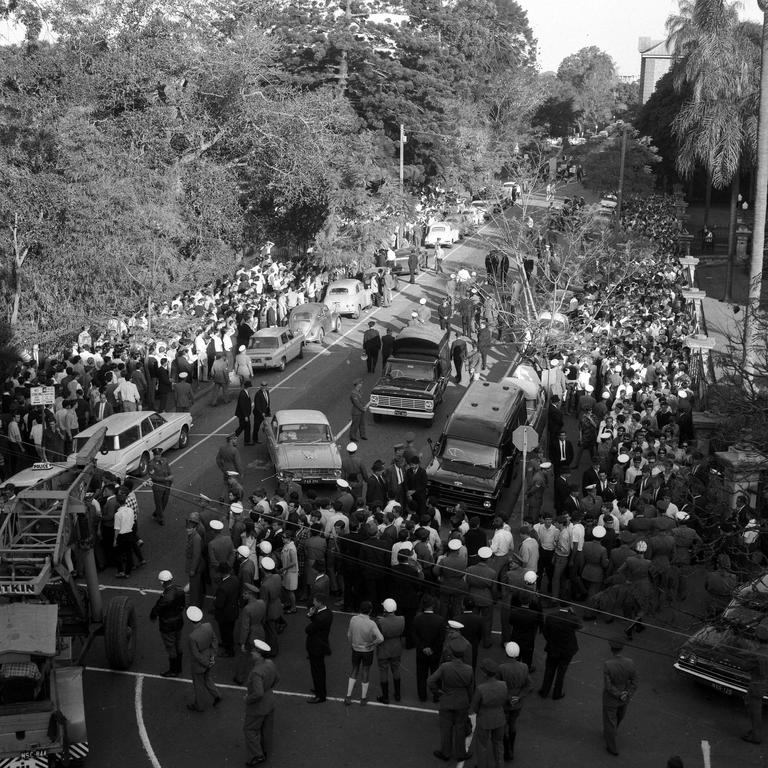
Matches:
[274,409,330,425]
[254,327,289,337]
[76,411,162,438]
[291,303,324,313]
[327,279,360,289]
[0,463,75,491]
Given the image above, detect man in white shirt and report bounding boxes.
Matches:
[490,516,514,582]
[518,525,539,575]
[115,376,141,411]
[113,504,136,578]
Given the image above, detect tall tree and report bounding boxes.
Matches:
[556,46,617,131]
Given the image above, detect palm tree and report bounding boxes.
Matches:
[667,0,759,301]
[745,0,768,373]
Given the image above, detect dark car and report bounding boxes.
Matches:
[675,573,768,701]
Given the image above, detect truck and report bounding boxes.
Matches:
[0,428,137,767]
[368,326,451,425]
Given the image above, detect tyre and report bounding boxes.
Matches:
[177,425,189,449]
[278,357,286,371]
[318,328,325,344]
[136,451,150,476]
[372,413,382,423]
[104,596,137,670]
[298,343,304,359]
[352,305,360,320]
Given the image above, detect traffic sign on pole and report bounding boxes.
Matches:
[512,425,538,453]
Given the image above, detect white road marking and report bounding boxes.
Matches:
[90,666,437,715]
[135,675,163,768]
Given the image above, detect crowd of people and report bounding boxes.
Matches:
[0,186,760,767]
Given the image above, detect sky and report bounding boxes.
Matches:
[517,0,765,77]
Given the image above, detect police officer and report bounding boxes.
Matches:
[150,570,186,677]
[362,321,382,373]
[376,598,405,704]
[244,639,279,766]
[498,642,532,762]
[603,638,638,755]
[147,447,174,525]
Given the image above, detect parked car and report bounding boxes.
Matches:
[69,411,193,476]
[288,302,339,344]
[675,573,768,702]
[323,279,371,319]
[445,213,476,239]
[424,221,460,246]
[247,327,304,370]
[264,409,343,485]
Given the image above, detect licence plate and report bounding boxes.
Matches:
[394,409,407,416]
[20,750,47,758]
[303,477,320,483]
[711,683,733,695]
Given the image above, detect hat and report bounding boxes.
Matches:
[523,570,537,585]
[230,502,244,516]
[186,606,203,622]
[244,582,259,594]
[585,384,594,393]
[258,540,272,554]
[225,469,239,476]
[346,442,358,453]
[261,556,276,570]
[447,620,465,630]
[450,273,456,278]
[253,639,271,653]
[178,371,188,379]
[586,483,597,491]
[411,311,418,318]
[609,637,626,652]
[448,639,467,657]
[504,641,521,658]
[448,538,462,551]
[602,391,610,399]
[617,454,630,464]
[237,545,251,558]
[540,461,552,469]
[478,546,492,559]
[238,344,246,352]
[210,519,224,531]
[158,570,173,582]
[372,459,385,471]
[382,598,397,613]
[675,510,690,522]
[635,540,648,553]
[592,525,606,539]
[677,389,687,398]
[336,479,350,489]
[479,658,499,676]
[419,297,427,305]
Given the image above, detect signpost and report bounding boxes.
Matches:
[512,425,539,525]
[30,386,55,406]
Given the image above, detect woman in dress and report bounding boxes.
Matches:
[280,528,299,614]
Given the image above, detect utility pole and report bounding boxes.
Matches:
[616,124,628,223]
[399,123,406,248]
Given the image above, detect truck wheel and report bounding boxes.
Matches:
[372,413,382,423]
[177,425,189,449]
[104,596,137,670]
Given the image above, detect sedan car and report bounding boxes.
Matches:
[247,327,304,370]
[424,221,460,246]
[264,409,342,485]
[69,410,193,476]
[288,302,339,344]
[323,279,371,319]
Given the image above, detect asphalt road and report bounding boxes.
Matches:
[77,214,768,768]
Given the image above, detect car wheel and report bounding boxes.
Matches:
[298,343,304,359]
[137,451,150,476]
[318,328,325,344]
[278,357,286,371]
[352,306,360,320]
[177,425,189,449]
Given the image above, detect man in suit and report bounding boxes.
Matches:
[366,459,389,508]
[252,381,271,444]
[186,606,222,711]
[413,596,446,701]
[551,430,574,478]
[385,455,407,508]
[428,640,474,762]
[234,380,253,445]
[547,395,564,446]
[362,321,382,373]
[350,378,367,441]
[404,455,428,516]
[538,606,582,700]
[305,595,333,703]
[243,639,279,767]
[214,563,240,656]
[381,328,396,371]
[554,470,571,515]
[581,457,601,496]
[602,638,638,756]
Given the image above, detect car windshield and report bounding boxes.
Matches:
[278,424,332,443]
[250,337,280,350]
[73,434,118,453]
[441,438,498,468]
[431,226,446,232]
[386,361,435,381]
[329,287,350,295]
